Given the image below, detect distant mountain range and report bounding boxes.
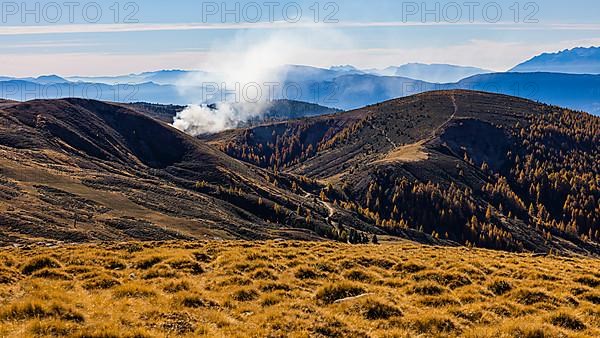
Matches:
[367,63,492,83]
[511,47,600,74]
[66,70,207,85]
[1,47,599,115]
[280,71,600,114]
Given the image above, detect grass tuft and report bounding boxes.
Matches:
[21,257,62,275]
[230,288,259,302]
[316,282,366,304]
[488,280,512,296]
[549,312,586,331]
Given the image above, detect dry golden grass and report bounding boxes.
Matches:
[0,241,599,337]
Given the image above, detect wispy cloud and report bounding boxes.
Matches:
[2,21,600,36]
[2,36,599,77]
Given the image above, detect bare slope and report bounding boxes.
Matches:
[210,90,600,254]
[0,99,342,245]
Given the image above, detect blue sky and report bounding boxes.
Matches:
[1,0,599,76]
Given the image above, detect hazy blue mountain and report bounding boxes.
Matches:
[450,72,600,114]
[277,71,600,115]
[0,79,186,104]
[66,70,206,86]
[282,74,431,110]
[367,63,492,83]
[329,65,365,75]
[2,64,599,116]
[31,75,70,84]
[510,47,600,74]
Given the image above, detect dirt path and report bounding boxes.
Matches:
[304,192,336,222]
[429,94,459,140]
[376,94,459,164]
[365,119,398,148]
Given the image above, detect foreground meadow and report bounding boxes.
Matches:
[0,241,599,337]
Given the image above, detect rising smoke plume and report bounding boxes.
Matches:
[172,32,298,135]
[172,29,351,136]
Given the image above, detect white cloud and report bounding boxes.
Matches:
[2,21,600,36]
[1,35,599,77]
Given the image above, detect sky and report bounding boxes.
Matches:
[0,0,599,76]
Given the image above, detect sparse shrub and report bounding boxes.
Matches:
[72,327,152,338]
[29,320,78,336]
[260,282,291,292]
[178,294,219,308]
[113,284,156,298]
[193,252,213,263]
[83,276,121,290]
[260,294,282,307]
[158,312,196,334]
[394,263,426,273]
[246,253,269,261]
[514,289,557,306]
[514,326,558,337]
[104,259,127,270]
[1,301,84,323]
[167,258,204,275]
[575,276,600,288]
[452,308,485,324]
[413,271,472,289]
[232,261,267,273]
[295,267,320,280]
[583,293,600,304]
[0,267,21,284]
[418,296,460,308]
[135,256,162,270]
[353,299,402,320]
[231,288,259,302]
[344,269,374,282]
[550,313,586,331]
[411,315,457,334]
[21,257,61,275]
[252,269,278,280]
[218,276,252,286]
[314,262,337,273]
[538,273,560,281]
[410,282,446,296]
[121,243,144,253]
[570,287,590,296]
[163,281,190,293]
[488,280,512,296]
[316,282,366,304]
[64,266,93,275]
[31,269,72,280]
[354,257,395,269]
[142,264,178,279]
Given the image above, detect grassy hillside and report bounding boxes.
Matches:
[211,90,600,254]
[1,91,598,255]
[0,241,599,337]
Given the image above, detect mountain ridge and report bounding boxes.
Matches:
[511,46,600,74]
[210,90,600,254]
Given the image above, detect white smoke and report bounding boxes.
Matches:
[172,101,274,135]
[172,29,352,135]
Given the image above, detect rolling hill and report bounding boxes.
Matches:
[0,98,348,245]
[209,90,600,255]
[1,91,599,256]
